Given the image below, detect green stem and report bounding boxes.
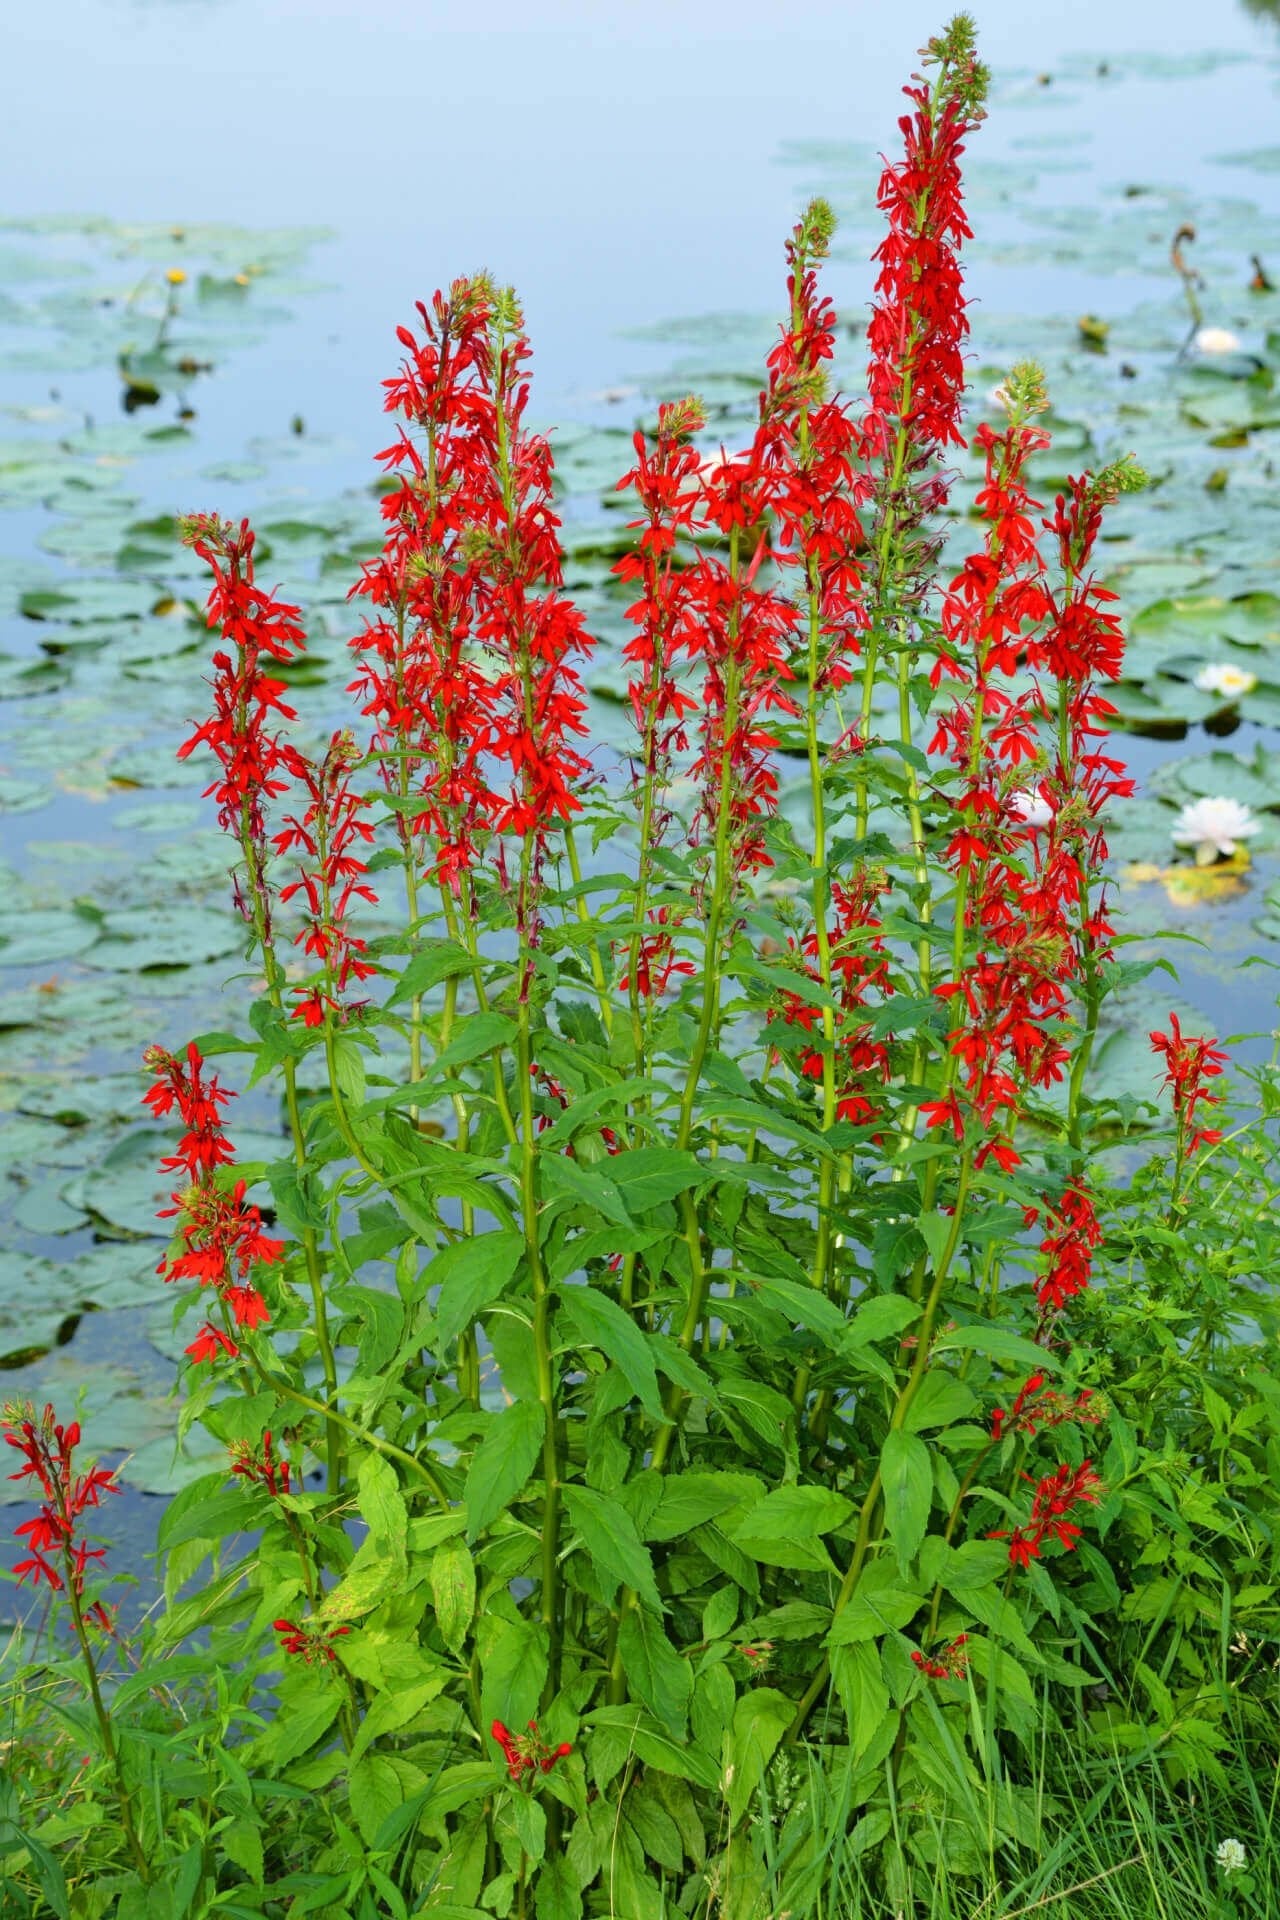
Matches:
[786,1154,973,1741]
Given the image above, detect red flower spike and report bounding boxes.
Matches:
[2,1402,119,1627]
[991,1459,1104,1569]
[178,513,310,941]
[143,1044,281,1357]
[1150,1013,1229,1159]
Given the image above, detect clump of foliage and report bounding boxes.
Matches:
[3,16,1278,1920]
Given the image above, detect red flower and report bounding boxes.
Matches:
[185,1323,239,1365]
[491,1718,572,1783]
[144,1044,282,1352]
[911,1633,969,1680]
[991,1373,1099,1441]
[2,1403,119,1624]
[178,513,310,940]
[991,1458,1103,1569]
[230,1431,291,1497]
[275,731,378,1028]
[1037,1182,1101,1317]
[273,1618,351,1665]
[1150,1013,1228,1159]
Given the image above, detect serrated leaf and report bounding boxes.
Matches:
[432,1229,524,1348]
[558,1285,665,1423]
[902,1369,977,1432]
[727,1688,792,1820]
[563,1485,662,1612]
[431,1537,476,1655]
[618,1607,691,1737]
[880,1429,932,1572]
[466,1399,545,1539]
[726,1484,852,1572]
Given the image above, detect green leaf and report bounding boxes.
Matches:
[508,1791,547,1865]
[435,1012,517,1071]
[534,1855,581,1920]
[932,1324,1063,1373]
[430,1536,477,1655]
[845,1294,923,1347]
[727,1484,852,1572]
[587,1706,720,1789]
[727,1688,792,1820]
[903,1370,977,1432]
[466,1400,545,1539]
[618,1607,691,1738]
[433,1229,524,1348]
[558,1286,665,1423]
[562,1485,663,1612]
[540,1153,632,1228]
[880,1430,932,1572]
[603,1145,714,1211]
[386,939,475,1005]
[827,1561,924,1646]
[645,1471,761,1542]
[350,1754,404,1848]
[830,1641,891,1762]
[750,1273,850,1349]
[358,1452,408,1567]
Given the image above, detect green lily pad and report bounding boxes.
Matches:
[1147,745,1280,812]
[87,906,245,972]
[0,909,102,968]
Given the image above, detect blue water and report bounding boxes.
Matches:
[5,0,1279,432]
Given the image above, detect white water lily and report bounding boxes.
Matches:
[1008,786,1054,829]
[1171,795,1261,865]
[1194,662,1257,699]
[1194,325,1243,356]
[1216,1838,1247,1875]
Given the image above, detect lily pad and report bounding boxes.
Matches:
[0,909,102,968]
[86,906,245,973]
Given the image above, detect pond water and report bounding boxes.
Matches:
[2,0,1280,1599]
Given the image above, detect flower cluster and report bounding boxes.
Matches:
[1150,1012,1228,1159]
[178,512,309,933]
[274,730,378,1028]
[773,871,894,1129]
[491,1718,572,1784]
[3,1403,118,1629]
[273,1618,350,1664]
[990,1370,1100,1442]
[865,20,987,462]
[229,1431,291,1498]
[911,1633,969,1680]
[993,1459,1104,1570]
[142,1043,284,1363]
[765,198,867,693]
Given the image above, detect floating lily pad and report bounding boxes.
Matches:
[1147,745,1280,812]
[0,909,102,968]
[86,906,245,973]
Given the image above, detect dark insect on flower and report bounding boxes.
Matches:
[911,1633,969,1680]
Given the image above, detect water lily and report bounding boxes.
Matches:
[1193,325,1242,356]
[1171,795,1260,865]
[1194,662,1257,699]
[1216,1838,1247,1875]
[1009,786,1053,829]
